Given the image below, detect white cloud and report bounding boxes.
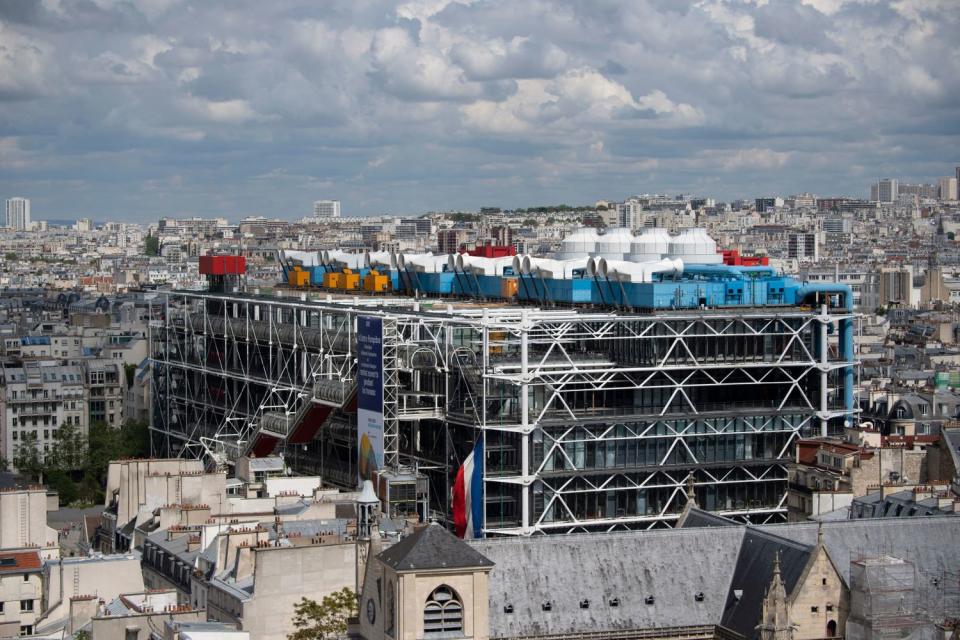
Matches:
[0,0,956,218]
[0,24,57,99]
[179,97,263,124]
[462,69,703,134]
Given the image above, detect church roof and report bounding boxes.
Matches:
[471,527,744,638]
[391,515,960,639]
[758,517,960,587]
[378,523,494,572]
[720,528,813,639]
[676,504,740,528]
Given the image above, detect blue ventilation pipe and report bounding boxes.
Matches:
[796,284,855,421]
[683,264,779,279]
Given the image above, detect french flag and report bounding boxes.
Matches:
[453,437,483,538]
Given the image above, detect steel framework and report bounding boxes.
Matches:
[150,290,857,536]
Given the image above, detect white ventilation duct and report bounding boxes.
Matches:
[321,250,350,266]
[402,253,449,273]
[328,253,365,270]
[365,251,397,270]
[558,227,600,260]
[281,250,321,267]
[594,227,635,261]
[456,254,516,276]
[627,228,670,262]
[598,258,684,283]
[586,257,599,278]
[667,228,722,264]
[396,252,433,270]
[521,257,590,279]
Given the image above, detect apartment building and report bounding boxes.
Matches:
[0,363,87,467]
[86,360,123,429]
[0,550,43,638]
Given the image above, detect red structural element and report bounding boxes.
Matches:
[249,433,280,457]
[466,245,516,258]
[199,255,247,275]
[288,405,333,444]
[721,249,769,267]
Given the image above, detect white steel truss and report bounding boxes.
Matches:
[151,290,858,536]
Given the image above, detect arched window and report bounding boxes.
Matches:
[423,585,463,635]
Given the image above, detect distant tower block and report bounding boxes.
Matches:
[313,200,341,219]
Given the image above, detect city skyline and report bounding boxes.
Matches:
[1,0,957,221]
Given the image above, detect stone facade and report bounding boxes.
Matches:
[786,541,847,638]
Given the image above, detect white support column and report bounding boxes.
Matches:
[520,310,531,535]
[819,304,829,437]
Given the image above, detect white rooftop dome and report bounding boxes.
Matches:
[667,228,722,264]
[594,227,635,261]
[627,228,670,262]
[558,227,600,260]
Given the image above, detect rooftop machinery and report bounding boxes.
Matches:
[280,228,793,310]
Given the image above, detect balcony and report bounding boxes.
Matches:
[398,392,443,420]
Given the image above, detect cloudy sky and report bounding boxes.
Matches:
[1,0,958,221]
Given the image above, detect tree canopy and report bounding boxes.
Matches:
[144,232,160,256]
[288,588,357,640]
[11,420,150,506]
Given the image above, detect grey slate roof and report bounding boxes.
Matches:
[471,527,745,639]
[758,517,960,588]
[721,529,813,639]
[378,523,494,572]
[677,505,740,528]
[281,518,349,538]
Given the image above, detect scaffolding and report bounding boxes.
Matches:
[845,555,939,639]
[150,289,857,536]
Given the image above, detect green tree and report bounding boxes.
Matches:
[46,423,87,471]
[288,588,357,640]
[144,233,160,257]
[45,469,79,505]
[76,420,151,503]
[85,421,123,486]
[121,420,151,460]
[13,432,44,481]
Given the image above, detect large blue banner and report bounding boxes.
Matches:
[357,316,383,484]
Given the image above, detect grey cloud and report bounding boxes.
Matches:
[753,1,839,52]
[0,0,957,219]
[450,38,568,81]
